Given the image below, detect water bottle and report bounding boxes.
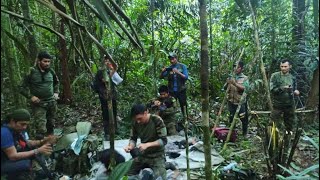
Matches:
[223,162,237,171]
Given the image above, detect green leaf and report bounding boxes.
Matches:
[290,162,302,171]
[71,73,86,88]
[108,159,133,180]
[91,0,116,33]
[286,176,315,180]
[76,122,92,137]
[54,132,78,151]
[298,164,319,176]
[91,64,98,74]
[276,175,286,179]
[303,136,319,151]
[277,164,295,176]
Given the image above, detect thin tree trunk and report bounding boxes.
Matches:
[183,107,190,180]
[221,93,247,152]
[106,71,116,169]
[270,0,278,76]
[199,0,212,179]
[209,0,214,78]
[312,0,319,35]
[292,0,308,106]
[306,0,319,119]
[2,1,24,107]
[248,0,273,111]
[19,0,38,62]
[59,19,72,104]
[151,0,157,96]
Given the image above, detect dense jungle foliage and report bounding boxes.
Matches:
[1,0,319,179]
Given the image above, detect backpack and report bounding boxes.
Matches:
[213,127,238,142]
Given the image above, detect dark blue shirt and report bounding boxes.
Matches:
[161,63,188,92]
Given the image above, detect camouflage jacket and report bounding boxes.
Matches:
[147,97,178,124]
[19,66,59,100]
[270,71,297,107]
[129,114,167,158]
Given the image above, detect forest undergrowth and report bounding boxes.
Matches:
[54,101,319,179]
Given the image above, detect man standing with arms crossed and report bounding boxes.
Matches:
[19,51,59,139]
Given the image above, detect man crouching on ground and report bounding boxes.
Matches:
[124,103,167,180]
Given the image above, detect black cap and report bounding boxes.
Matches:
[168,52,177,59]
[37,51,52,60]
[234,61,244,68]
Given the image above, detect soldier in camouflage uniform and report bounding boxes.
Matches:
[148,85,178,136]
[225,61,250,136]
[124,104,167,180]
[19,51,59,138]
[270,59,300,132]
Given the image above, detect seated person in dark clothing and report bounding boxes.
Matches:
[1,108,57,180]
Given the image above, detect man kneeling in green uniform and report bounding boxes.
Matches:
[124,103,167,180]
[148,85,179,136]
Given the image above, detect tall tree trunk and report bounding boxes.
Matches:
[248,0,273,111]
[19,0,38,63]
[59,19,72,104]
[270,0,278,76]
[209,0,214,78]
[150,0,157,96]
[292,0,308,106]
[312,0,319,35]
[199,0,213,179]
[306,0,319,120]
[2,14,23,107]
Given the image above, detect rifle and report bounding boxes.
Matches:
[26,141,56,179]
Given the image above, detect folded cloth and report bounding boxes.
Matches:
[70,135,87,155]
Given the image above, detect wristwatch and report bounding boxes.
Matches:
[33,148,39,155]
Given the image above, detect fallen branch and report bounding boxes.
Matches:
[250,109,316,115]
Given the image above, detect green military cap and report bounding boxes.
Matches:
[10,108,31,121]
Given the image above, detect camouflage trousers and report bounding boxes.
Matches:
[165,122,177,136]
[30,101,57,138]
[128,154,167,180]
[270,105,296,132]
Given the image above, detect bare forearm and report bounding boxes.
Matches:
[233,82,245,91]
[3,146,36,161]
[27,139,43,147]
[176,71,186,79]
[11,150,35,161]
